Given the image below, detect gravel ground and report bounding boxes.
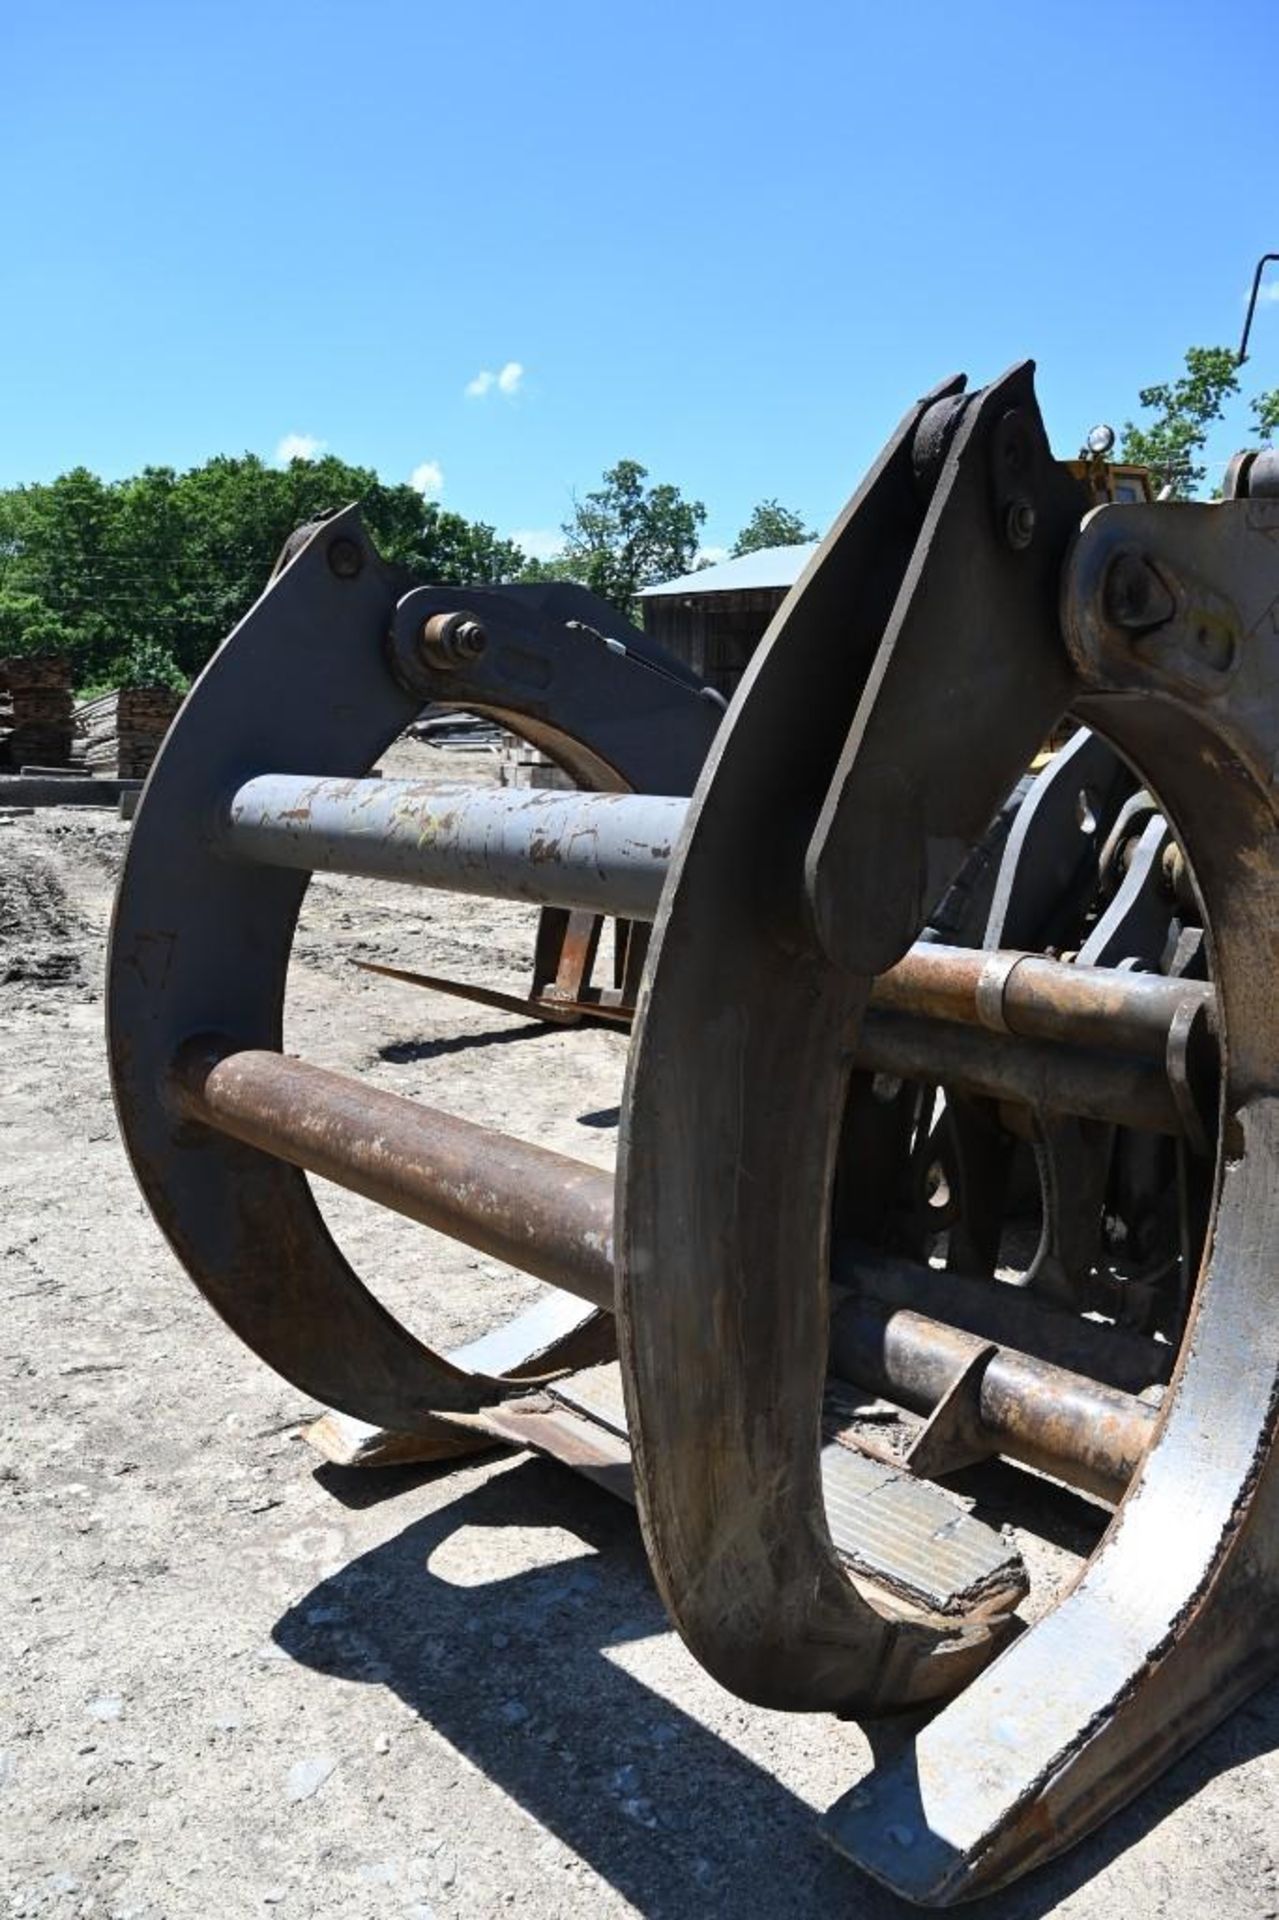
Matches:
[2,743,1277,1920]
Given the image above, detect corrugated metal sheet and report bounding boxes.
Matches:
[639,541,818,598]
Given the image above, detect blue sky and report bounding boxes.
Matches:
[2,0,1274,560]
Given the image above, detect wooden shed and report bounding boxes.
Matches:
[638,542,817,700]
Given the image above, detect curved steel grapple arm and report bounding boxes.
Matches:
[618,364,1084,1716]
[620,376,1279,1895]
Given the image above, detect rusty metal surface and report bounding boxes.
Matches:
[617,372,1279,1897]
[305,1289,616,1468]
[816,1445,1026,1619]
[354,957,634,1029]
[386,581,720,1030]
[838,1247,1170,1391]
[856,1009,1188,1138]
[172,1040,615,1309]
[873,941,1214,1057]
[800,373,1085,977]
[446,1289,612,1380]
[543,1363,1029,1618]
[827,485,1279,1897]
[829,1302,1153,1503]
[477,1396,636,1506]
[1076,812,1175,969]
[545,1360,632,1435]
[365,934,1219,1069]
[172,1031,1154,1505]
[359,947,1208,1135]
[945,729,1213,1331]
[617,365,1089,1724]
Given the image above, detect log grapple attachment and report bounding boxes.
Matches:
[107,363,1279,1903]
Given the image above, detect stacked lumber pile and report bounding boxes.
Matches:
[0,656,75,771]
[498,734,575,791]
[76,686,184,780]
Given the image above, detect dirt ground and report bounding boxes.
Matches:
[3,741,1277,1920]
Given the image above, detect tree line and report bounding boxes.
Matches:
[0,457,531,693]
[0,342,1271,695]
[0,452,814,695]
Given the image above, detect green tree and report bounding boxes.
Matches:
[1,468,126,678]
[1253,388,1279,441]
[1120,346,1240,497]
[0,450,533,689]
[515,551,580,586]
[0,589,76,660]
[138,454,285,675]
[114,636,188,691]
[18,469,121,623]
[144,454,528,676]
[0,490,33,590]
[559,458,706,614]
[263,456,526,585]
[383,498,526,584]
[11,464,137,676]
[731,497,814,555]
[0,590,48,650]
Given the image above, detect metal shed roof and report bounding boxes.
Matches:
[638,542,818,598]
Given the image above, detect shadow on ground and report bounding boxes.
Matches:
[278,1456,1279,1919]
[378,1023,558,1065]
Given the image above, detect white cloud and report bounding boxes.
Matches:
[695,545,730,569]
[275,431,325,464]
[410,459,444,498]
[465,359,525,400]
[1260,280,1279,305]
[509,527,563,562]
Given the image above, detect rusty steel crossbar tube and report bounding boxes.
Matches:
[827,1302,1154,1502]
[874,943,1214,1057]
[172,1042,1153,1499]
[170,1041,615,1308]
[833,1246,1170,1392]
[220,776,682,922]
[856,1009,1186,1137]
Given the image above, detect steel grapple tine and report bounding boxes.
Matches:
[108,481,736,1447]
[617,367,1088,1715]
[616,375,1031,1716]
[107,506,507,1431]
[105,506,710,1434]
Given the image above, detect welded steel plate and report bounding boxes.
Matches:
[543,1363,1025,1616]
